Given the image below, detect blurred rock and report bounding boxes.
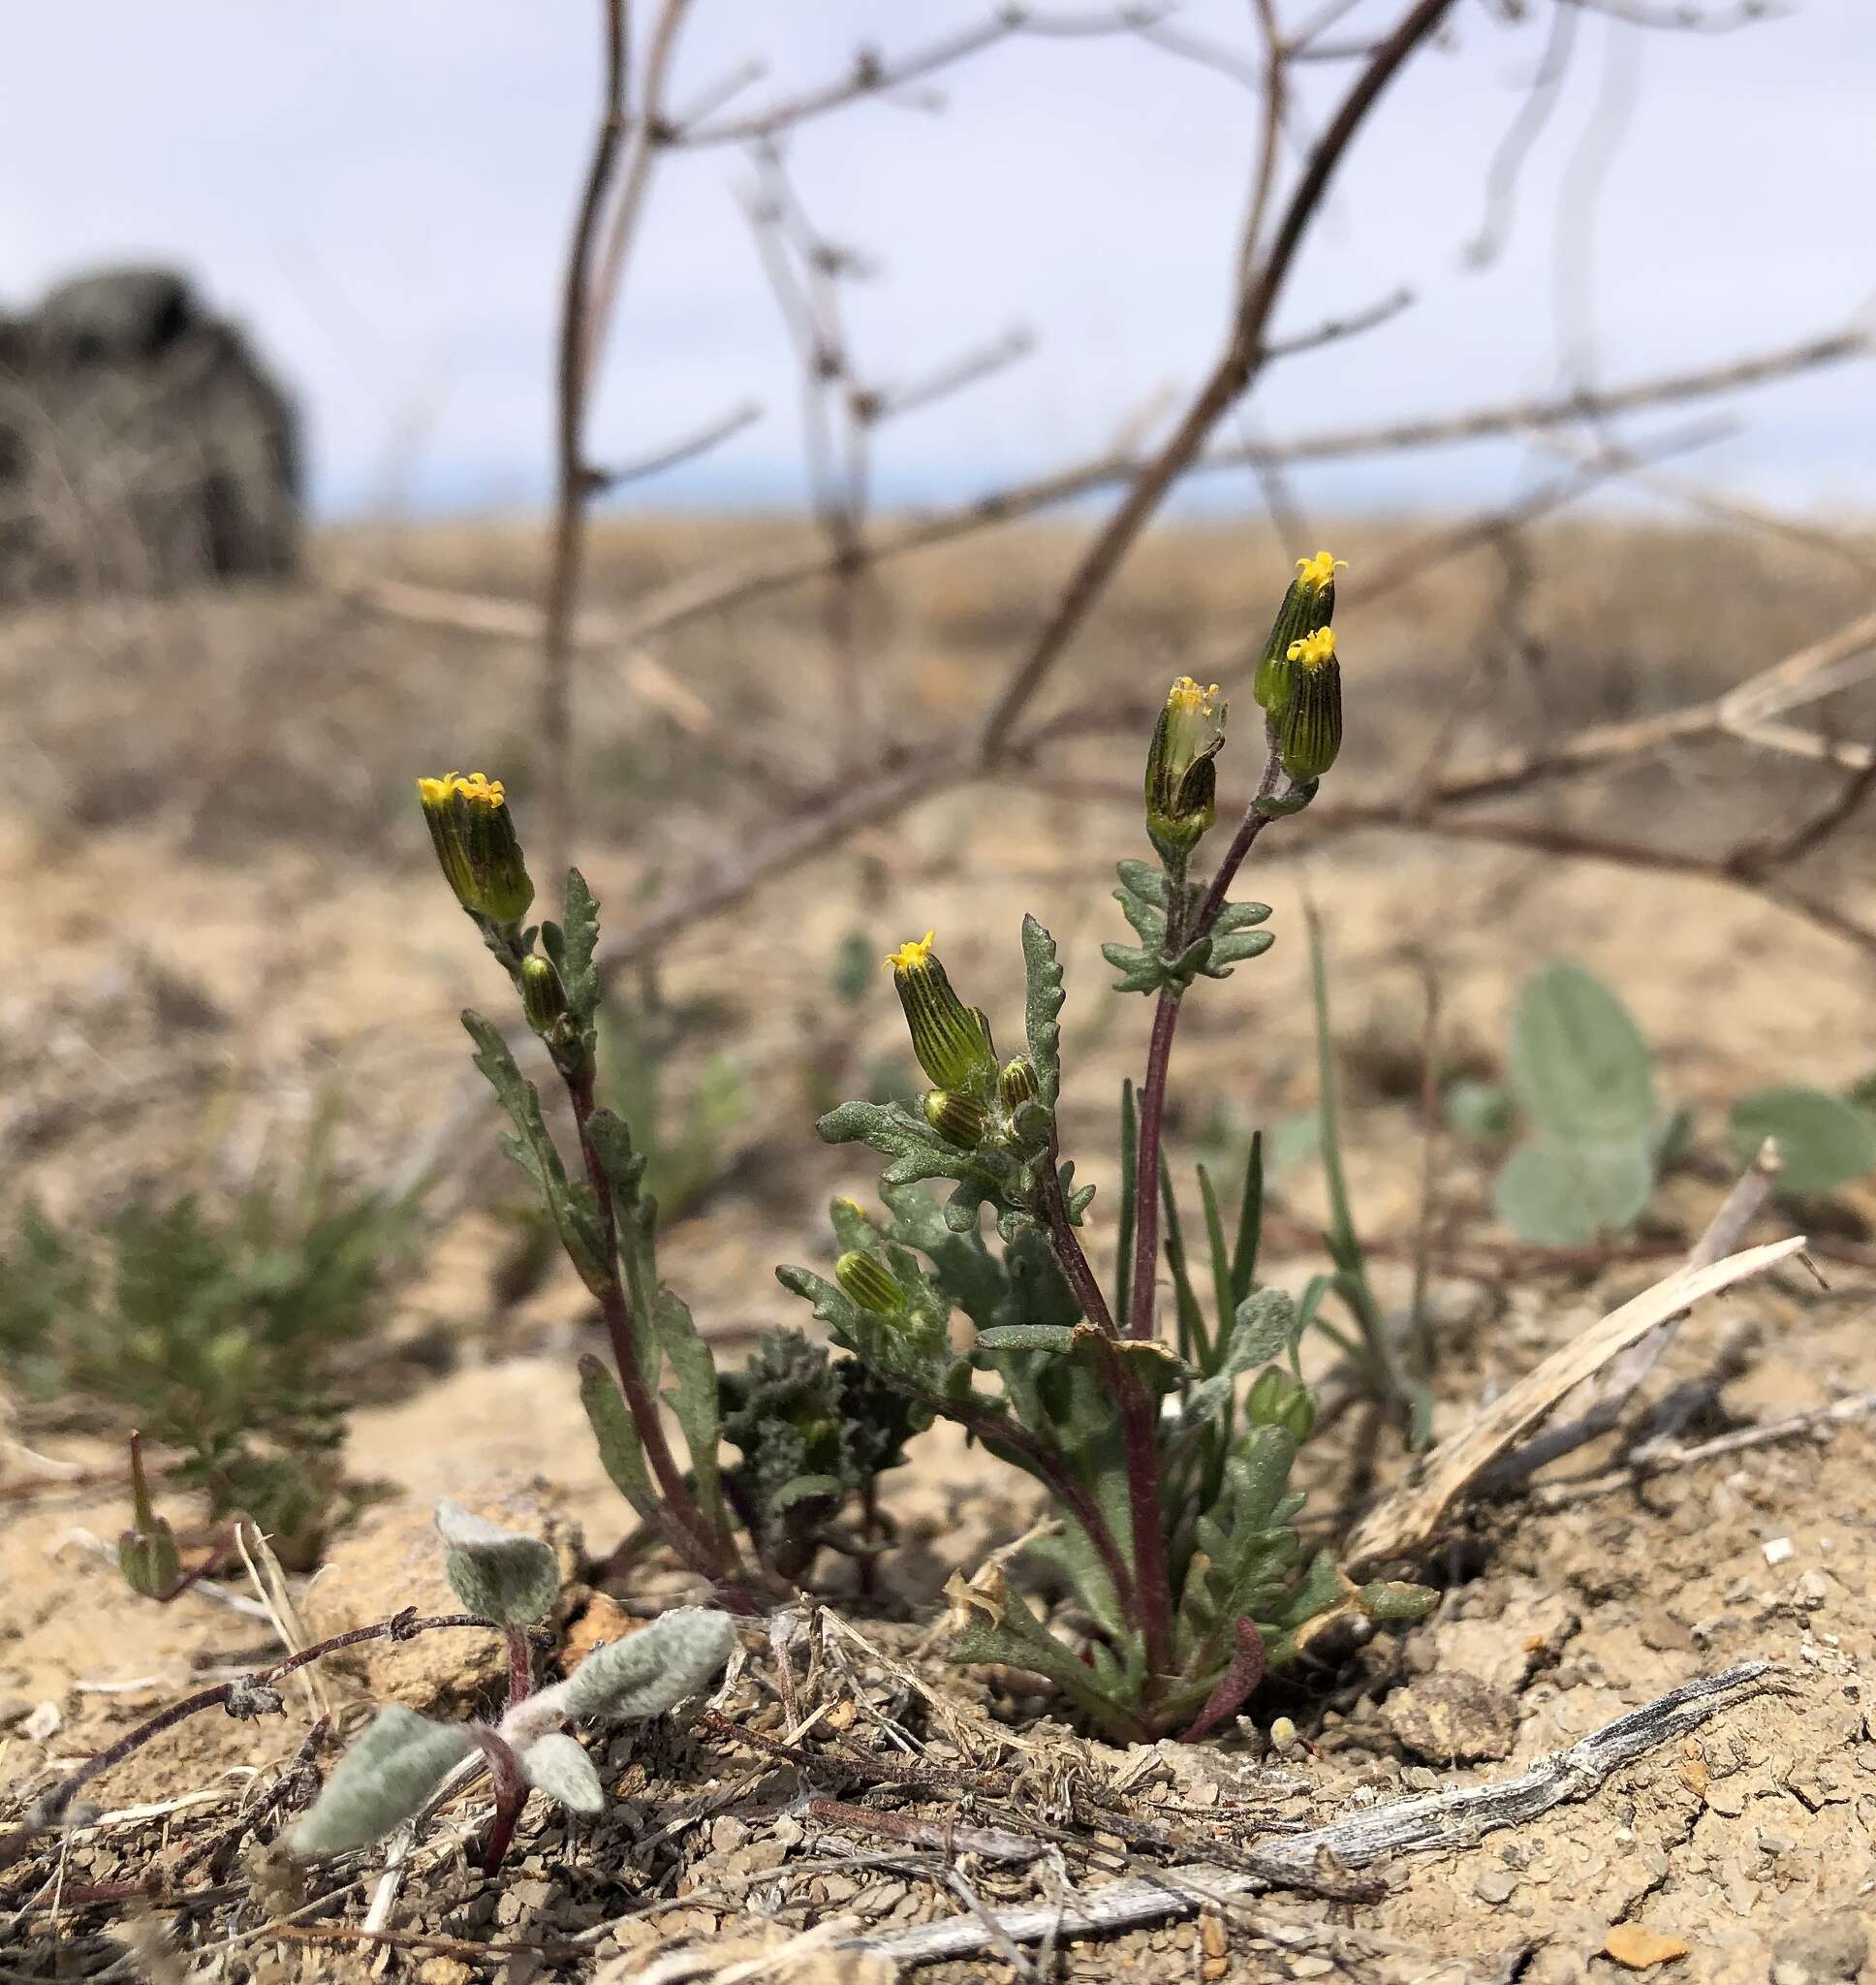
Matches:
[1386,1670,1519,1763]
[0,265,299,604]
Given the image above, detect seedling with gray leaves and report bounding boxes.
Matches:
[1449,961,1876,1245]
[290,1499,734,1873]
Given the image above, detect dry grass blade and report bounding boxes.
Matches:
[1344,1235,1807,1571]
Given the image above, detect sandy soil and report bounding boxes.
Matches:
[2,516,1874,1978]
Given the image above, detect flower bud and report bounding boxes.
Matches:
[416,772,535,925]
[1143,677,1226,855]
[1245,1368,1287,1426]
[922,1087,991,1147]
[997,1056,1039,1111]
[1253,550,1343,715]
[1280,1387,1317,1442]
[520,955,568,1033]
[1275,629,1342,781]
[117,1434,180,1600]
[835,1249,906,1317]
[884,932,995,1090]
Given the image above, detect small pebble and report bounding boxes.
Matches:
[1763,1536,1796,1566]
[1474,1871,1517,1905]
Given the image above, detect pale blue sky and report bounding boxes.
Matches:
[6,1,1871,520]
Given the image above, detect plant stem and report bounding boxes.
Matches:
[471,1727,530,1877]
[1127,983,1185,1341]
[1031,1139,1174,1674]
[565,1064,759,1613]
[1037,1131,1116,1336]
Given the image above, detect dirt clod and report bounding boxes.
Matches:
[1770,1911,1869,1985]
[1385,1671,1519,1763]
[1602,1924,1691,1969]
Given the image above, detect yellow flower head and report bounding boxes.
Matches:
[415,770,532,923]
[417,771,507,809]
[1295,551,1347,590]
[884,930,937,974]
[1166,676,1222,719]
[1286,628,1337,671]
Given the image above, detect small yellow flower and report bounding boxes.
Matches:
[883,929,937,973]
[1286,628,1337,671]
[1294,550,1347,590]
[884,931,996,1091]
[416,769,533,923]
[1144,676,1228,855]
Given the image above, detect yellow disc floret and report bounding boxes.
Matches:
[418,771,507,808]
[1286,628,1337,671]
[884,930,937,974]
[1294,551,1347,590]
[1167,676,1222,718]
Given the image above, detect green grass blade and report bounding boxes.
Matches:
[1159,1159,1210,1371]
[1197,1163,1233,1368]
[1230,1130,1264,1307]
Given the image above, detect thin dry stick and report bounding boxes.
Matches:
[1343,1236,1805,1571]
[977,0,1464,759]
[850,1663,1771,1968]
[348,328,1865,660]
[1480,1138,1785,1493]
[1533,1388,1876,1508]
[541,0,630,881]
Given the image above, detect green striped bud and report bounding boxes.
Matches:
[997,1056,1039,1111]
[835,1250,907,1317]
[520,955,568,1033]
[1252,550,1341,715]
[922,1087,991,1148]
[416,772,535,925]
[1275,630,1342,781]
[884,933,995,1090]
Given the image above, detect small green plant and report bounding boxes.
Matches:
[0,1119,422,1565]
[777,557,1434,1742]
[423,554,1436,1745]
[417,772,904,1611]
[289,1500,734,1873]
[1452,961,1876,1244]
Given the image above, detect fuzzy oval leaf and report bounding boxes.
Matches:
[434,1498,560,1626]
[559,1607,735,1722]
[520,1732,605,1814]
[289,1707,474,1857]
[1493,1135,1653,1245]
[1509,963,1655,1144]
[1729,1086,1876,1198]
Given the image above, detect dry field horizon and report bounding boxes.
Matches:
[4,509,1876,1980]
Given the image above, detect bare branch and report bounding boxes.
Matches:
[852,1664,1771,1967]
[976,0,1466,758]
[539,0,630,877]
[863,326,1035,425]
[671,5,1183,149]
[1559,0,1786,32]
[1259,284,1414,360]
[586,398,763,491]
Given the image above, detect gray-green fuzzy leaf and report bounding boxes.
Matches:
[1509,962,1655,1144]
[1729,1085,1876,1197]
[1494,1134,1654,1245]
[650,1289,726,1534]
[556,1608,735,1721]
[578,1355,660,1525]
[433,1498,560,1625]
[520,1732,605,1814]
[1020,915,1066,1109]
[289,1707,474,1856]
